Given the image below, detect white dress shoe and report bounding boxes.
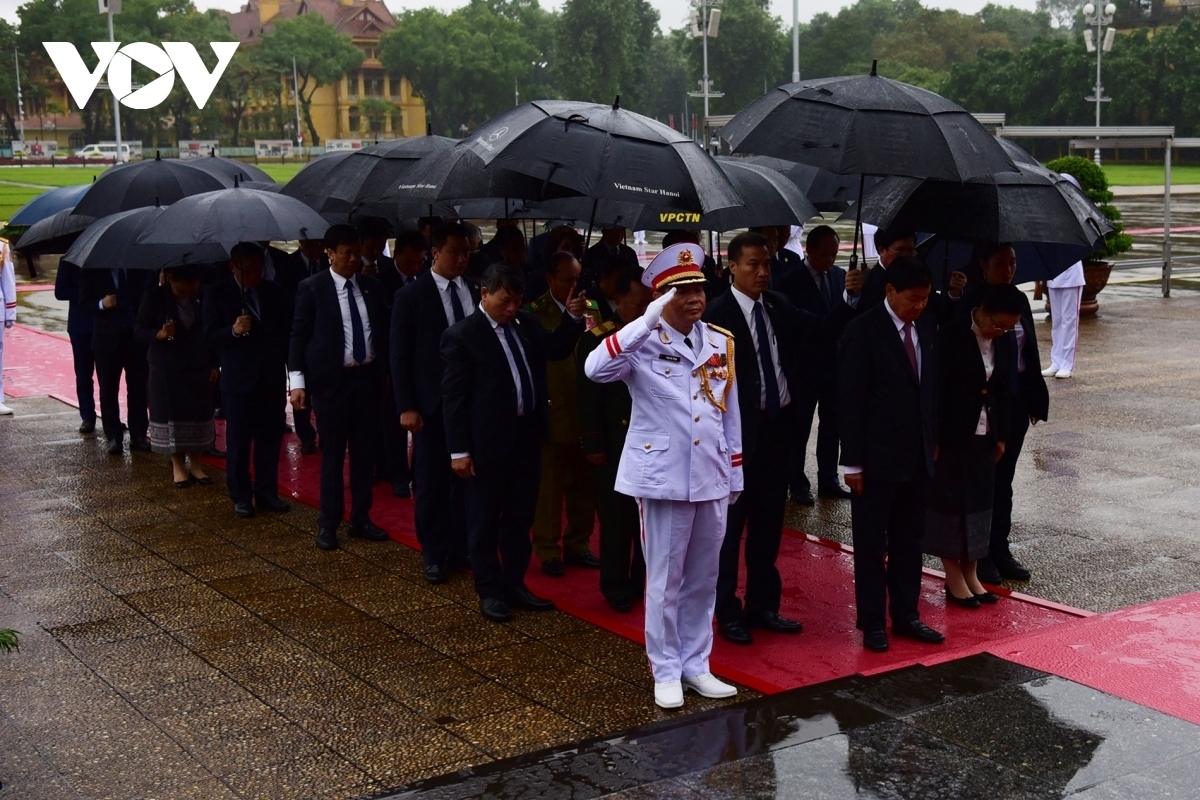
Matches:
[654,680,684,709]
[0,403,12,415]
[1055,370,1073,379]
[1041,366,1059,377]
[681,672,737,699]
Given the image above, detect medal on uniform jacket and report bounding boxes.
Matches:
[699,337,735,412]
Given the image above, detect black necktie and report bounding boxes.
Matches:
[752,302,780,417]
[818,271,832,309]
[448,281,465,323]
[345,280,367,364]
[502,323,534,415]
[684,336,694,353]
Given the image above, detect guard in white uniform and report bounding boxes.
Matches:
[1045,260,1084,379]
[0,238,16,415]
[584,243,744,709]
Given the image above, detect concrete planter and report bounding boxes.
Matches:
[1081,262,1113,316]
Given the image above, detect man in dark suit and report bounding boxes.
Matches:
[54,260,97,434]
[705,231,852,646]
[958,243,1050,584]
[575,265,650,612]
[441,263,585,623]
[582,226,639,287]
[391,221,477,585]
[276,236,325,455]
[79,266,152,454]
[204,243,292,518]
[839,257,943,653]
[775,225,858,504]
[852,228,966,321]
[288,224,391,551]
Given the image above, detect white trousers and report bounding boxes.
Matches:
[1048,286,1083,373]
[0,322,6,398]
[633,230,647,244]
[638,496,727,683]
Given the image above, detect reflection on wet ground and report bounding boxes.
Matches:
[385,654,1200,800]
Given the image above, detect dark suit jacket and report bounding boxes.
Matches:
[936,315,1012,450]
[78,268,153,353]
[770,248,804,291]
[204,278,291,393]
[389,270,480,418]
[275,250,323,299]
[582,241,640,284]
[288,270,389,399]
[958,284,1050,422]
[776,260,848,389]
[858,261,959,325]
[705,289,851,465]
[440,308,582,470]
[838,302,938,482]
[134,285,214,373]
[53,261,93,336]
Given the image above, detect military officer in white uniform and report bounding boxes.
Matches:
[584,243,744,710]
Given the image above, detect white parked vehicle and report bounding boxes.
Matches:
[74,142,143,161]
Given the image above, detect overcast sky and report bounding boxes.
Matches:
[6,0,1043,35]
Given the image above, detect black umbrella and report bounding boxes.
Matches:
[72,154,230,218]
[14,207,95,256]
[65,206,227,271]
[996,137,1042,167]
[722,61,1018,265]
[918,236,1095,286]
[8,184,91,226]
[384,145,584,206]
[846,162,1112,249]
[184,154,274,184]
[741,155,878,212]
[456,99,741,214]
[136,187,330,250]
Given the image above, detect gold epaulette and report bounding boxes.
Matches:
[590,320,617,337]
[705,322,734,339]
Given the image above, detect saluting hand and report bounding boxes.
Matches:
[566,286,586,318]
[844,268,865,296]
[451,455,475,478]
[233,314,253,336]
[643,287,675,328]
[948,270,967,298]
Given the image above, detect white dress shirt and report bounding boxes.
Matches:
[1013,319,1026,374]
[730,286,791,411]
[431,270,475,327]
[288,269,374,391]
[971,315,995,435]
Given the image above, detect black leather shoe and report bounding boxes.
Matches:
[718,618,754,645]
[818,485,853,500]
[480,598,513,623]
[191,475,214,486]
[256,495,290,513]
[79,419,96,435]
[106,438,124,455]
[541,557,565,578]
[130,438,152,452]
[300,440,318,455]
[994,554,1031,581]
[606,595,633,613]
[233,501,256,518]
[205,447,226,458]
[893,620,946,644]
[316,527,339,550]
[392,482,412,499]
[349,521,389,541]
[423,564,446,585]
[791,489,815,506]
[976,557,1003,586]
[944,585,981,609]
[973,590,1000,604]
[447,555,472,572]
[863,630,889,652]
[565,551,601,569]
[746,610,803,634]
[505,588,555,612]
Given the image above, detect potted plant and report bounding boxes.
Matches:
[1046,156,1134,315]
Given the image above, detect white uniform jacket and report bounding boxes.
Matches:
[1,240,15,325]
[584,316,743,503]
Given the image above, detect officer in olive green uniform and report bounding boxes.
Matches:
[575,265,653,612]
[527,252,604,576]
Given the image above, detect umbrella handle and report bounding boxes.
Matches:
[849,173,866,271]
[584,199,598,249]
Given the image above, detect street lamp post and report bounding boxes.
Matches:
[688,0,723,131]
[1083,2,1116,166]
[792,0,800,83]
[13,48,25,147]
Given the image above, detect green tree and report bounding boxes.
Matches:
[977,3,1057,46]
[380,1,540,135]
[216,47,277,146]
[680,0,789,115]
[355,97,399,135]
[556,0,658,108]
[0,20,19,143]
[633,32,690,123]
[17,0,109,141]
[256,13,363,145]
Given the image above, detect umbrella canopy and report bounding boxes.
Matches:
[722,65,1017,182]
[65,206,227,271]
[14,207,95,255]
[184,155,274,184]
[996,137,1041,167]
[136,188,330,249]
[741,155,878,212]
[457,99,742,213]
[72,155,230,218]
[918,236,1095,286]
[384,145,584,206]
[846,162,1112,248]
[8,184,91,226]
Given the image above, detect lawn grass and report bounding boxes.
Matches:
[0,185,52,224]
[0,165,108,187]
[1094,164,1200,186]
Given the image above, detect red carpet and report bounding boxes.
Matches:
[6,319,1168,704]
